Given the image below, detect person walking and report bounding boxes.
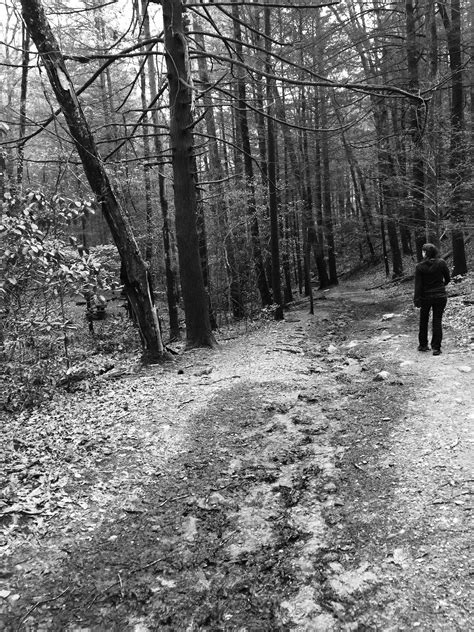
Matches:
[414,243,451,355]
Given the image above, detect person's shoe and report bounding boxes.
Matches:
[418,345,430,352]
[432,349,442,356]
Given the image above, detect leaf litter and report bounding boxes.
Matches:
[0,272,473,630]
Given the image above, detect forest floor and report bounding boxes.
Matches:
[1,270,473,631]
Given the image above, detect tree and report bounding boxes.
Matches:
[405,0,427,260]
[439,0,468,276]
[264,4,283,319]
[140,0,181,340]
[161,0,217,347]
[230,0,272,307]
[20,0,167,359]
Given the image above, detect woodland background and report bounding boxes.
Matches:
[0,0,472,406]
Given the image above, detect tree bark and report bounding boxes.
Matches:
[194,23,245,319]
[20,0,166,359]
[231,0,272,307]
[141,0,180,340]
[320,91,338,285]
[439,0,468,275]
[17,24,30,189]
[264,4,283,319]
[406,0,426,260]
[162,0,216,347]
[139,68,154,263]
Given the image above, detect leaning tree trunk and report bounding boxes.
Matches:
[21,0,166,359]
[162,0,216,347]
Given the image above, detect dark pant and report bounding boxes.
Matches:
[419,297,447,350]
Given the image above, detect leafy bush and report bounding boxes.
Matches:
[0,191,128,409]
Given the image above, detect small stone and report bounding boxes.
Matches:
[374,370,390,381]
[457,366,472,373]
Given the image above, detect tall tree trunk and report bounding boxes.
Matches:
[21,0,166,358]
[320,91,338,285]
[139,68,154,263]
[426,0,442,244]
[17,24,29,189]
[312,93,330,287]
[162,0,216,347]
[439,0,468,275]
[231,1,272,307]
[406,0,426,260]
[272,83,328,290]
[264,4,283,319]
[141,0,180,340]
[194,23,244,318]
[376,106,404,278]
[334,102,376,260]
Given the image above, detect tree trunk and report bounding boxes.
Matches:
[376,114,404,278]
[231,0,272,307]
[336,110,376,260]
[17,24,30,189]
[139,68,154,263]
[406,0,426,260]
[21,0,166,359]
[194,23,244,319]
[141,0,180,340]
[264,5,283,320]
[162,0,216,347]
[320,91,338,285]
[439,0,468,275]
[312,94,330,287]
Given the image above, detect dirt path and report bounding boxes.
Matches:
[1,281,472,631]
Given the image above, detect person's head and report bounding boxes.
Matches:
[422,243,438,259]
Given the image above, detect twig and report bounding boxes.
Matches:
[131,558,165,573]
[208,375,241,384]
[210,479,239,492]
[17,588,69,629]
[274,347,303,354]
[158,493,190,508]
[177,399,194,408]
[353,462,366,472]
[449,436,460,450]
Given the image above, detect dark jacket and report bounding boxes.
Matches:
[414,258,450,306]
